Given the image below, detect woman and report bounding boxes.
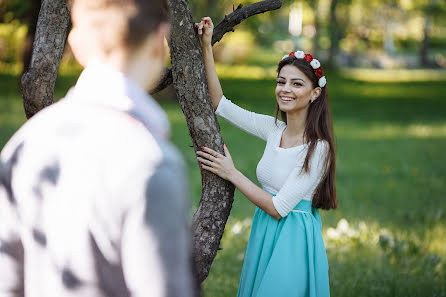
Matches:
[195,17,338,297]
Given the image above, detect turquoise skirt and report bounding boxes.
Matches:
[237,200,330,297]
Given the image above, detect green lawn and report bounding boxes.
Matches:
[1,70,445,296]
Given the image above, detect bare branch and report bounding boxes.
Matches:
[152,0,282,94]
[212,0,282,44]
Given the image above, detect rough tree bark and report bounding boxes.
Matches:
[166,0,236,283]
[21,0,281,284]
[21,0,70,119]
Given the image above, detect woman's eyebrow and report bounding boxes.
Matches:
[278,76,305,82]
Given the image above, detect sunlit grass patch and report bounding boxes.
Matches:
[0,62,21,75]
[335,122,446,139]
[325,218,446,297]
[216,63,276,80]
[340,68,446,83]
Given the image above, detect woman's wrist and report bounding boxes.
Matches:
[201,44,213,54]
[228,168,241,185]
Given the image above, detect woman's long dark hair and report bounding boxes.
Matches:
[275,56,338,210]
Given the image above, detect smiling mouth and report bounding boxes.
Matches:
[280,96,295,102]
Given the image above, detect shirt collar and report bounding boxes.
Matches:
[70,60,170,138]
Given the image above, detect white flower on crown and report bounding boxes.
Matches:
[282,54,289,60]
[310,59,321,69]
[295,51,305,59]
[318,76,327,88]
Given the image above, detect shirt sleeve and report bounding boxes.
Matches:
[215,95,283,141]
[272,141,329,218]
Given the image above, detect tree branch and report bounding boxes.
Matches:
[212,0,282,44]
[152,0,282,94]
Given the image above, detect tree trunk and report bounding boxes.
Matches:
[308,0,319,57]
[166,0,236,283]
[21,0,70,119]
[327,0,339,69]
[420,15,432,67]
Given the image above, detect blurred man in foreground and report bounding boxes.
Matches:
[0,0,195,296]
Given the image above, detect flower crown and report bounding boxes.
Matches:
[281,51,327,88]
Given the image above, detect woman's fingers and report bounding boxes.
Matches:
[196,151,218,163]
[197,156,214,167]
[195,22,204,34]
[201,16,213,27]
[200,146,221,158]
[199,163,218,174]
[223,143,231,157]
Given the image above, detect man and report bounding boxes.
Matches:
[0,1,195,296]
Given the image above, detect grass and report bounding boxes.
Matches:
[1,69,445,297]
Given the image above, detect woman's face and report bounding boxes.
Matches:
[275,64,318,116]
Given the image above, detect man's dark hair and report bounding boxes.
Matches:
[70,0,168,53]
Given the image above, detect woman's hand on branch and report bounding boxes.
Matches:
[195,16,214,48]
[196,144,237,182]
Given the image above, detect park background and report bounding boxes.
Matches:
[1,0,446,296]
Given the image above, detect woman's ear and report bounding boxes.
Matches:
[311,87,322,102]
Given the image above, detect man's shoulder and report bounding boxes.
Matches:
[2,99,170,171]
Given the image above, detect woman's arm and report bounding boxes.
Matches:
[196,17,222,111]
[196,145,281,220]
[196,17,281,141]
[230,170,281,220]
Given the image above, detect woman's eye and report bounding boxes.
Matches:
[294,83,302,86]
[276,81,285,85]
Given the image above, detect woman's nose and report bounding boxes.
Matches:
[282,82,292,92]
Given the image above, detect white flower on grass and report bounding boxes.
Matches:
[318,76,327,87]
[327,227,340,240]
[295,51,305,58]
[310,59,321,69]
[243,218,252,227]
[359,221,367,231]
[337,218,349,233]
[231,222,243,235]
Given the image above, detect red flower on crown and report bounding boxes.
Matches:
[304,53,313,63]
[315,67,324,79]
[289,52,295,57]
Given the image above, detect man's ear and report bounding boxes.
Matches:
[68,27,89,68]
[153,22,170,58]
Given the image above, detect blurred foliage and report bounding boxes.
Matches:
[0,0,31,23]
[0,21,27,64]
[1,0,446,68]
